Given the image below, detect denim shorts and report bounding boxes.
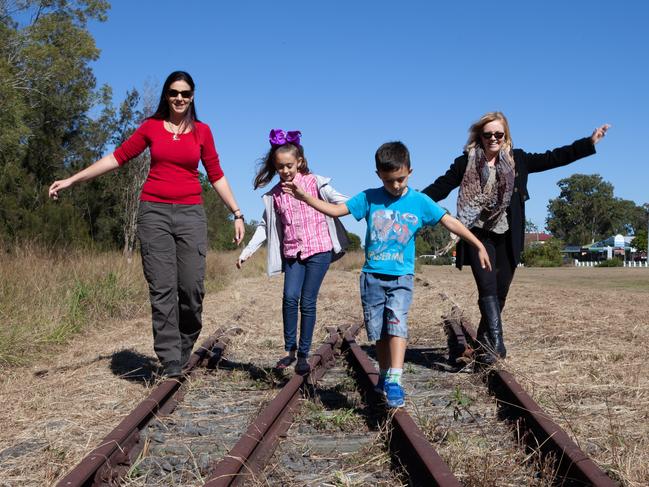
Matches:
[359,272,414,341]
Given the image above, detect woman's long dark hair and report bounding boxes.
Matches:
[149,71,199,132]
[253,144,310,189]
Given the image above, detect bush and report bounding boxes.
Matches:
[418,255,453,266]
[521,237,563,267]
[597,258,623,267]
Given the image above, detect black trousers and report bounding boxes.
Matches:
[465,228,516,311]
[137,201,207,366]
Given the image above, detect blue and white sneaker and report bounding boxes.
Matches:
[374,376,386,396]
[385,382,405,408]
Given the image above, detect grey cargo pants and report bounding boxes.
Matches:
[137,201,208,368]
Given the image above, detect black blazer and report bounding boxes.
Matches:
[422,137,596,269]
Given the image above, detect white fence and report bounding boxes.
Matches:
[574,260,648,267]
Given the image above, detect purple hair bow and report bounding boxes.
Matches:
[269,129,302,147]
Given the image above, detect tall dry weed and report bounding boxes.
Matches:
[330,250,365,271]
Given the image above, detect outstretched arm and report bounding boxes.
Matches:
[526,123,611,174]
[48,153,120,199]
[282,181,350,217]
[439,214,492,271]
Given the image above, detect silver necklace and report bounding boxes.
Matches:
[167,120,183,141]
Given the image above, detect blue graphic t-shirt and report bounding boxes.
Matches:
[346,187,446,275]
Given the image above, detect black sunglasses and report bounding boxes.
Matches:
[481,131,505,140]
[167,89,193,99]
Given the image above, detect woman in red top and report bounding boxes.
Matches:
[49,71,244,377]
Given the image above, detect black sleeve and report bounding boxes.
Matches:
[421,155,467,202]
[523,137,596,174]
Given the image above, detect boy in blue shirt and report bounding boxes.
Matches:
[283,141,491,408]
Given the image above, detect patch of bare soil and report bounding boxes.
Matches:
[0,265,646,486]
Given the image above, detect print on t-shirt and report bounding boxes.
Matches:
[368,209,420,264]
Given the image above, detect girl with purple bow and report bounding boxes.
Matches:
[237,129,349,374]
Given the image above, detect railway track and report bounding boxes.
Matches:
[56,315,618,486]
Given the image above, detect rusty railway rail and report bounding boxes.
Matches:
[204,328,340,486]
[340,323,462,487]
[56,331,230,487]
[448,308,617,487]
[207,324,463,487]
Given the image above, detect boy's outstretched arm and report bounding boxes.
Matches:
[282,181,350,217]
[439,214,492,271]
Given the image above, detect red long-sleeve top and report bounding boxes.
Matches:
[113,118,224,204]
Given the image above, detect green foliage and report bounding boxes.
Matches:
[346,232,361,250]
[632,230,647,254]
[415,222,451,256]
[597,258,623,267]
[521,237,564,267]
[419,255,453,266]
[546,174,646,245]
[201,175,256,250]
[0,3,238,252]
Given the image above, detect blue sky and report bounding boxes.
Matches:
[88,1,648,238]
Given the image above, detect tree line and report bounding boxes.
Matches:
[1,2,646,255]
[0,0,251,253]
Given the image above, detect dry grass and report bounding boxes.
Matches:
[0,245,262,367]
[414,265,649,486]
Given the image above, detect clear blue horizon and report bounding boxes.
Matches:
[88,0,648,239]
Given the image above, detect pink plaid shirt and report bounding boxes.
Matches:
[272,173,333,259]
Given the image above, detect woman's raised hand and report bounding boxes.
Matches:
[591,124,611,145]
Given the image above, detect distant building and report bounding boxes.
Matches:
[562,234,645,262]
[524,232,552,247]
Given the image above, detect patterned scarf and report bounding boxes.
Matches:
[456,145,515,231]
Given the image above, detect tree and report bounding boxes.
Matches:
[525,219,538,233]
[346,232,361,251]
[632,230,647,255]
[415,223,451,256]
[521,237,564,267]
[546,174,646,245]
[0,0,112,247]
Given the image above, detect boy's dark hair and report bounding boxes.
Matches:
[375,141,410,172]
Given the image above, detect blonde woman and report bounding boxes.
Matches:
[423,112,609,363]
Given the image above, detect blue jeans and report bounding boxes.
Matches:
[360,272,413,341]
[282,251,332,358]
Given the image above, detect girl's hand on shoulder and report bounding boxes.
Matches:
[281,181,307,201]
[590,124,611,145]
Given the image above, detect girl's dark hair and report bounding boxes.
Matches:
[253,144,310,189]
[149,71,199,132]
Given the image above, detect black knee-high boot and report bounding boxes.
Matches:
[477,296,507,360]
